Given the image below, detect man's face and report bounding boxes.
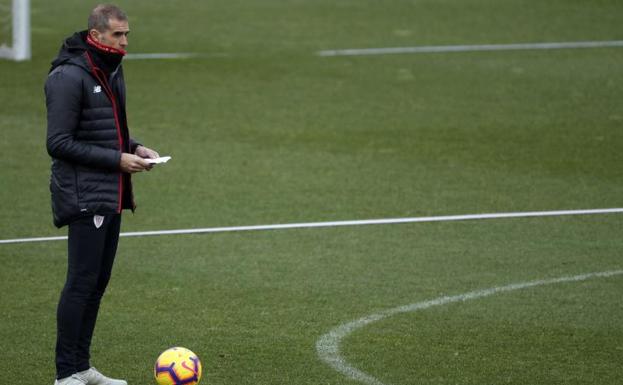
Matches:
[91,18,130,51]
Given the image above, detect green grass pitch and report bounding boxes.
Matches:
[1,0,622,384]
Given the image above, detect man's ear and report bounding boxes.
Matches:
[88,29,101,42]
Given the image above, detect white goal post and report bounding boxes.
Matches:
[0,0,30,61]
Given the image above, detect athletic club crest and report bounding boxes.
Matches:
[93,215,105,229]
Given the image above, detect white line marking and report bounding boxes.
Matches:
[316,270,623,385]
[1,208,621,245]
[125,53,198,60]
[317,40,623,57]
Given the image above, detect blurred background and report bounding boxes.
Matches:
[1,1,622,384]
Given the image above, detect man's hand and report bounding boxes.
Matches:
[135,145,160,160]
[120,153,151,173]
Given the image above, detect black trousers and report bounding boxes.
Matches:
[55,214,122,379]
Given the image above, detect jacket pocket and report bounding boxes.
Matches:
[76,166,118,207]
[50,160,80,223]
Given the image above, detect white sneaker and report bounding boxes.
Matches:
[54,374,87,385]
[78,367,128,385]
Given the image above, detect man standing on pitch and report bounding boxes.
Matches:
[46,4,158,385]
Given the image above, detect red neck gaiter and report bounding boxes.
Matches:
[85,34,126,75]
[86,34,127,56]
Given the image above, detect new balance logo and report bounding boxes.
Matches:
[93,85,102,93]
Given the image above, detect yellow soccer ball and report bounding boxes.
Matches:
[154,347,202,385]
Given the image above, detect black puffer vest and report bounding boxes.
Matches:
[45,31,139,228]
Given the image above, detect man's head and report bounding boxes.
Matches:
[88,4,129,51]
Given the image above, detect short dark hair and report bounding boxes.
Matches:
[88,4,127,32]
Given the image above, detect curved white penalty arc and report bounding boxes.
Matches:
[316,270,623,385]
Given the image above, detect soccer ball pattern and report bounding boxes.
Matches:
[154,347,202,385]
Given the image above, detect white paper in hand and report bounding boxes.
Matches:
[145,156,171,164]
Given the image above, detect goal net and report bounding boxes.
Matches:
[0,0,30,61]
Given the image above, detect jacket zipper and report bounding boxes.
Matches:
[85,52,124,213]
